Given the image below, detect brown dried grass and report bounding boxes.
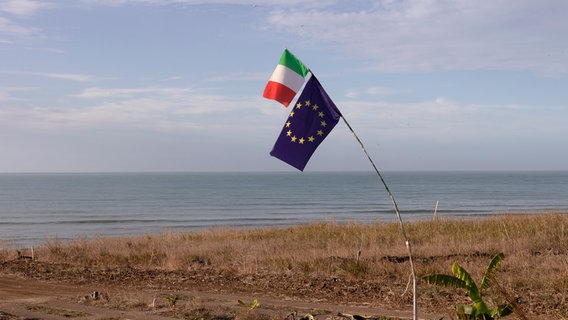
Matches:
[7,212,568,319]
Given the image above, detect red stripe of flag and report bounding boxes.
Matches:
[263,81,297,107]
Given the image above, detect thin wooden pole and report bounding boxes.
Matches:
[433,200,439,221]
[341,116,418,320]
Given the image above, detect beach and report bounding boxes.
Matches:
[1,213,566,319]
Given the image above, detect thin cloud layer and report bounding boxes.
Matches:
[0,0,49,39]
[1,71,104,82]
[0,0,50,17]
[1,84,268,133]
[266,0,568,73]
[0,16,40,37]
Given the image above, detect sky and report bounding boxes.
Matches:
[1,0,567,172]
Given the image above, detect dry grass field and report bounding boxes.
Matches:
[1,212,567,319]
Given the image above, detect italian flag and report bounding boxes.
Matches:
[263,49,310,107]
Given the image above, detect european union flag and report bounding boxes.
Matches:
[270,75,342,171]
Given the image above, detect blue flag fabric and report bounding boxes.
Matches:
[270,75,342,171]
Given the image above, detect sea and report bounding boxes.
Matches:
[1,171,567,248]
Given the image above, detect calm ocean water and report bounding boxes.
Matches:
[1,171,567,248]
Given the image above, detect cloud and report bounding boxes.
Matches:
[4,79,561,142]
[73,86,194,99]
[0,16,40,37]
[60,1,568,74]
[0,1,51,40]
[334,95,567,145]
[203,72,268,83]
[25,46,65,54]
[0,86,35,102]
[344,86,397,99]
[42,0,568,76]
[0,84,270,133]
[35,72,106,82]
[0,71,108,82]
[83,0,335,7]
[41,73,100,82]
[72,86,262,116]
[0,0,50,17]
[266,0,568,74]
[159,75,183,82]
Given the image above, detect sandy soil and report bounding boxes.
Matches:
[0,260,446,320]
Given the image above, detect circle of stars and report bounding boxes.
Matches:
[284,99,329,145]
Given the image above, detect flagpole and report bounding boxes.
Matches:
[340,116,418,320]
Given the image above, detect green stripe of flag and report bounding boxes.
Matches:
[279,49,309,78]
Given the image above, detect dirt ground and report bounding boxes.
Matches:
[0,260,446,320]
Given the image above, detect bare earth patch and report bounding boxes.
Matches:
[0,260,442,320]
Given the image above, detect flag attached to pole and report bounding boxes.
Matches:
[270,75,341,171]
[263,49,310,107]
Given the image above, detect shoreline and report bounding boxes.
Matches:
[3,210,568,250]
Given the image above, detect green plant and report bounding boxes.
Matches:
[238,298,260,311]
[422,252,514,320]
[166,295,179,309]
